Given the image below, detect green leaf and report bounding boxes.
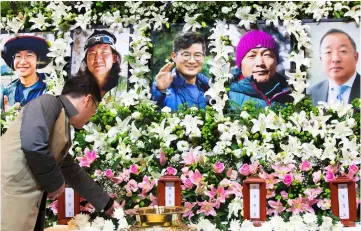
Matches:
[112,158,122,169]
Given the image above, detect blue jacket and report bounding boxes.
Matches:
[229,73,292,109]
[0,73,48,111]
[152,69,210,112]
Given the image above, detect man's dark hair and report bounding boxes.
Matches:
[320,29,357,52]
[77,49,121,92]
[62,75,101,103]
[173,32,206,53]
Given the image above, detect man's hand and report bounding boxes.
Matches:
[104,200,121,216]
[47,183,65,200]
[3,95,21,112]
[156,62,176,91]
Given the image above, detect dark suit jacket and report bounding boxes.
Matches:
[309,73,360,106]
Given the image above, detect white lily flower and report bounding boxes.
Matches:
[180,115,204,138]
[29,12,50,31]
[6,16,25,33]
[328,120,354,139]
[70,11,92,31]
[129,121,143,142]
[333,2,350,11]
[107,116,132,142]
[209,20,230,40]
[149,119,178,146]
[344,5,361,25]
[183,13,202,32]
[151,12,168,31]
[339,137,360,166]
[235,6,259,30]
[204,78,227,99]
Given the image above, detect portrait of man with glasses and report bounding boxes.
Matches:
[0,35,52,112]
[152,32,210,112]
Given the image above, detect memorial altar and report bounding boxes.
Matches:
[0,1,360,231]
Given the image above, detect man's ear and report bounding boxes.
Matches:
[112,54,118,64]
[85,94,92,107]
[171,52,177,62]
[355,52,359,62]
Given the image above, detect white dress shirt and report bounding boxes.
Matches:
[327,72,357,104]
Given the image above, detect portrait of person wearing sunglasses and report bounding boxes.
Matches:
[152,32,210,112]
[76,30,121,97]
[0,36,51,112]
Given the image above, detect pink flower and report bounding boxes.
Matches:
[287,196,314,214]
[125,179,139,197]
[181,178,194,190]
[348,164,359,178]
[112,174,124,184]
[226,168,238,180]
[272,163,295,178]
[266,190,276,199]
[159,149,166,166]
[48,200,58,214]
[267,199,285,216]
[181,167,189,174]
[304,187,322,201]
[104,169,114,179]
[149,193,158,206]
[249,162,259,175]
[259,171,280,190]
[317,198,331,210]
[138,176,155,199]
[76,148,97,167]
[312,171,322,183]
[283,173,293,187]
[121,169,130,182]
[219,178,231,187]
[129,164,140,175]
[325,171,335,182]
[239,164,250,176]
[300,160,312,171]
[281,191,288,199]
[294,173,303,183]
[183,151,197,165]
[166,166,177,176]
[325,164,339,174]
[189,170,203,186]
[226,181,242,198]
[94,170,102,177]
[197,200,216,216]
[212,162,225,173]
[205,186,227,203]
[183,202,196,220]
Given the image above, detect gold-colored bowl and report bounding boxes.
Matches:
[125,206,189,227]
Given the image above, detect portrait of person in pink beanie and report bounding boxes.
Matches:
[229,30,293,109]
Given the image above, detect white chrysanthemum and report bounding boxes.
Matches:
[177,140,190,152]
[195,218,220,231]
[227,197,243,220]
[91,217,105,229]
[102,219,115,231]
[228,219,241,231]
[240,220,254,231]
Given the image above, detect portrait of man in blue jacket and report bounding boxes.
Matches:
[229,30,293,109]
[151,32,210,112]
[0,36,51,112]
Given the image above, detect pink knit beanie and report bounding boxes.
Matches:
[235,30,279,67]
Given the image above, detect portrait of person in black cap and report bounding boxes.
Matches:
[0,36,51,112]
[75,30,122,97]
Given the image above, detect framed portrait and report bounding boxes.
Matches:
[70,27,131,97]
[228,21,292,76]
[303,20,360,88]
[0,32,55,86]
[151,23,213,80]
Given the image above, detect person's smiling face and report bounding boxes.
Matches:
[241,47,277,83]
[13,50,38,78]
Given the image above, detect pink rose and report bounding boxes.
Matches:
[129,164,139,175]
[281,191,288,199]
[312,171,322,183]
[212,162,225,173]
[226,168,238,180]
[166,166,177,176]
[219,178,231,187]
[182,178,193,190]
[94,170,103,177]
[300,160,312,172]
[283,174,293,187]
[104,169,114,179]
[239,164,250,176]
[325,171,335,182]
[249,162,259,175]
[348,164,359,177]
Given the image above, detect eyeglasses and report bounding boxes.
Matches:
[13,53,36,62]
[85,34,115,50]
[178,52,205,61]
[90,96,99,113]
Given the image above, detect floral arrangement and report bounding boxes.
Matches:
[1,1,360,231]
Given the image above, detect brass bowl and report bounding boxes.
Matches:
[125,206,189,227]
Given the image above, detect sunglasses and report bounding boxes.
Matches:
[85,35,115,50]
